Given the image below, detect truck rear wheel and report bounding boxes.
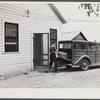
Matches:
[80,59,89,71]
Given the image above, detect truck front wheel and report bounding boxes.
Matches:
[80,59,89,71]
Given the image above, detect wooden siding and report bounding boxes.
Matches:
[97,51,100,62]
[0,3,62,74]
[88,51,96,63]
[73,51,87,63]
[72,34,86,41]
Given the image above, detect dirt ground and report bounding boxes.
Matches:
[0,66,100,88]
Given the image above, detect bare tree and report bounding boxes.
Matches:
[79,3,100,17]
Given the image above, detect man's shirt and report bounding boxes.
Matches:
[50,45,56,54]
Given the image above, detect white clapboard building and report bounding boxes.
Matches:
[0,3,66,76]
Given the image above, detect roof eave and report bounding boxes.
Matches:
[49,3,67,24]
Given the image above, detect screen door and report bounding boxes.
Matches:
[34,33,49,71]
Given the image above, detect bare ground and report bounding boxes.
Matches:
[0,66,100,88]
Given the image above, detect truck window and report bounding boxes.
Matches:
[74,43,87,50]
[88,44,96,51]
[81,44,87,50]
[97,44,100,51]
[74,43,80,49]
[59,43,71,49]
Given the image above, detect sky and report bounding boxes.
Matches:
[54,2,100,42]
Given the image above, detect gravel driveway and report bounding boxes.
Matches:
[0,66,100,88]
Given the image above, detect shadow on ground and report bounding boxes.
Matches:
[48,65,100,73]
[89,65,100,70]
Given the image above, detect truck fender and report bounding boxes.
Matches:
[73,55,91,66]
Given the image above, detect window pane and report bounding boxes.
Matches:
[43,34,48,54]
[81,44,87,50]
[5,37,17,42]
[5,45,18,52]
[74,43,87,50]
[6,29,17,37]
[97,44,100,51]
[88,44,96,51]
[74,43,80,49]
[5,22,18,52]
[50,29,57,47]
[59,43,71,49]
[50,40,57,48]
[50,33,57,39]
[50,29,57,39]
[6,23,17,30]
[5,23,17,37]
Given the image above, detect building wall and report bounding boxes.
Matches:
[0,3,62,77]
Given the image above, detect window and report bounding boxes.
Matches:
[59,43,71,49]
[81,44,87,50]
[5,22,19,52]
[97,44,100,51]
[88,44,96,51]
[50,29,57,47]
[74,43,80,49]
[74,43,87,50]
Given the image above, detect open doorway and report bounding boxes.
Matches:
[33,33,49,71]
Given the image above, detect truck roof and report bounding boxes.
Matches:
[59,40,100,45]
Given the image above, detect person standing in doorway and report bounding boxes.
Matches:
[49,42,58,72]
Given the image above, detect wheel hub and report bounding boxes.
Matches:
[83,62,87,68]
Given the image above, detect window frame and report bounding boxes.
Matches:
[59,42,72,49]
[50,28,57,48]
[73,42,87,51]
[2,20,20,54]
[97,44,100,51]
[88,43,96,51]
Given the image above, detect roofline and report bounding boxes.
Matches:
[48,3,67,24]
[59,40,99,44]
[62,31,88,41]
[71,31,88,41]
[80,32,88,41]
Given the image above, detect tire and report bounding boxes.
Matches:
[80,59,89,71]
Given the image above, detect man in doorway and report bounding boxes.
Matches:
[49,42,58,72]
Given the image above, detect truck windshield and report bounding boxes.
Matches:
[59,43,71,49]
